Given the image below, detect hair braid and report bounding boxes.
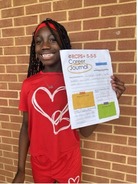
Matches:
[27,18,71,77]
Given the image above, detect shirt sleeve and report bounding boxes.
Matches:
[19,80,28,112]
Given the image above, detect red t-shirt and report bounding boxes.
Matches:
[19,71,80,161]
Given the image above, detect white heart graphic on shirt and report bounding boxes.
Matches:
[68,176,80,183]
[32,86,70,135]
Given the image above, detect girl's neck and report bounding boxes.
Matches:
[42,64,62,73]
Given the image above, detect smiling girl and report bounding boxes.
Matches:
[13,18,125,183]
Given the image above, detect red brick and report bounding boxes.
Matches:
[125,85,136,95]
[40,12,67,22]
[0,0,11,9]
[84,140,111,152]
[8,83,22,91]
[0,38,13,46]
[112,163,136,174]
[0,169,13,178]
[0,175,6,182]
[13,0,37,6]
[9,99,19,107]
[54,0,82,10]
[4,164,17,173]
[26,25,37,36]
[2,7,24,18]
[62,21,81,32]
[0,114,9,122]
[111,178,127,183]
[3,151,18,160]
[84,17,116,30]
[100,28,135,40]
[118,40,136,50]
[111,116,130,126]
[0,74,17,82]
[83,158,111,169]
[10,115,22,123]
[84,0,117,6]
[97,133,127,144]
[0,19,12,28]
[18,74,27,82]
[14,16,37,26]
[17,56,29,64]
[15,36,31,46]
[97,152,126,163]
[133,96,136,106]
[2,28,25,37]
[84,41,116,51]
[0,66,5,73]
[119,63,136,73]
[114,74,134,85]
[0,99,8,106]
[114,126,136,136]
[2,137,18,145]
[71,43,82,49]
[81,148,95,158]
[0,144,12,152]
[0,91,18,98]
[110,51,135,62]
[0,56,16,64]
[0,49,2,55]
[120,106,136,116]
[113,145,136,156]
[128,137,136,146]
[96,168,125,180]
[70,31,98,42]
[82,165,94,175]
[128,157,136,166]
[12,132,20,139]
[0,129,11,137]
[6,65,28,73]
[119,96,132,105]
[95,124,112,133]
[1,122,21,131]
[119,15,136,27]
[101,3,136,16]
[0,83,7,90]
[131,117,136,127]
[69,7,99,20]
[26,3,51,15]
[0,107,19,115]
[4,46,26,55]
[82,173,109,183]
[126,174,136,183]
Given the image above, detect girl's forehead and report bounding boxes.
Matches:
[35,26,59,38]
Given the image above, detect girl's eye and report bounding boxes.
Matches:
[35,39,42,45]
[49,37,57,43]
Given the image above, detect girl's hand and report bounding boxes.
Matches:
[111,75,126,99]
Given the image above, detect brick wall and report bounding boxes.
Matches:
[0,0,136,183]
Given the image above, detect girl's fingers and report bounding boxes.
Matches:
[111,75,126,99]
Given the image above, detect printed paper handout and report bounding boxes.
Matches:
[60,49,120,129]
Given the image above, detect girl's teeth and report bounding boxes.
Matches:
[42,54,53,59]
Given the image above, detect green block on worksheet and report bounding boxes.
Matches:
[98,102,116,119]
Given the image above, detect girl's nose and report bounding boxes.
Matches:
[42,41,50,49]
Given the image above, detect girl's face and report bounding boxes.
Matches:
[35,26,62,72]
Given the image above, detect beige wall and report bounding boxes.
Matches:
[0,0,136,183]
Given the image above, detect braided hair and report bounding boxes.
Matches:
[27,18,71,77]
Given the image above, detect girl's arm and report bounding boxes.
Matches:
[12,112,30,183]
[79,75,126,137]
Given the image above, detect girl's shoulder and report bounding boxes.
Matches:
[23,72,42,84]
